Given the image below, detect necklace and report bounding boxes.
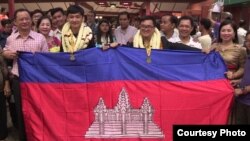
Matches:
[144,41,152,63]
[69,35,76,61]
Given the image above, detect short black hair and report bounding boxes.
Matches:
[218,20,238,43]
[31,9,44,17]
[118,11,130,20]
[200,18,211,30]
[178,16,194,27]
[162,14,178,27]
[140,16,156,27]
[36,16,52,32]
[66,5,84,16]
[14,9,31,20]
[1,19,12,27]
[51,7,65,17]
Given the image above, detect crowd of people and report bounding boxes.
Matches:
[0,4,250,141]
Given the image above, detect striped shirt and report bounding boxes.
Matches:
[4,30,48,76]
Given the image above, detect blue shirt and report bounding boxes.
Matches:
[236,55,250,105]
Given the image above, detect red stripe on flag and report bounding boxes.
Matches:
[21,80,233,141]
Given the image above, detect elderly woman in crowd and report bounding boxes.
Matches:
[37,16,61,52]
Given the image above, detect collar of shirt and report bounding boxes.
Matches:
[176,36,202,49]
[161,31,178,40]
[13,30,36,40]
[118,26,129,34]
[176,36,193,45]
[54,28,61,34]
[175,36,192,43]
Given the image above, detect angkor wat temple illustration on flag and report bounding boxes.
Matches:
[85,88,164,138]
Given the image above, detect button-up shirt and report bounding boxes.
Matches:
[170,36,202,49]
[114,25,137,45]
[52,28,62,41]
[4,30,48,76]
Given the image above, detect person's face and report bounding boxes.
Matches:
[119,14,129,29]
[3,23,13,34]
[245,34,250,51]
[160,16,174,33]
[140,20,155,39]
[32,12,43,25]
[52,11,66,28]
[87,12,95,23]
[100,22,110,33]
[38,18,51,36]
[14,11,32,31]
[220,24,235,42]
[178,19,193,38]
[67,13,83,29]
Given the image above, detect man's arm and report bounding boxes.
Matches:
[2,37,18,60]
[87,37,95,48]
[208,9,216,27]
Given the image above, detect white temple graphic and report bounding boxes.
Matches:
[85,88,164,138]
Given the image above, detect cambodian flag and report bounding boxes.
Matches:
[18,47,233,141]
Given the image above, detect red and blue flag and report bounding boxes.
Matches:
[18,47,233,141]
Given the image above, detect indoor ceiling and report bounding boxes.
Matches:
[0,0,205,16]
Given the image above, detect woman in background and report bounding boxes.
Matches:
[211,20,247,87]
[37,16,61,52]
[95,19,117,50]
[211,20,247,124]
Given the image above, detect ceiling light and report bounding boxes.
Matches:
[98,2,105,5]
[110,3,116,9]
[120,2,132,6]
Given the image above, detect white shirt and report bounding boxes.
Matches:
[51,28,62,41]
[172,36,202,49]
[161,30,179,43]
[237,27,247,46]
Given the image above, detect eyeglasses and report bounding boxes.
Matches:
[140,25,154,30]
